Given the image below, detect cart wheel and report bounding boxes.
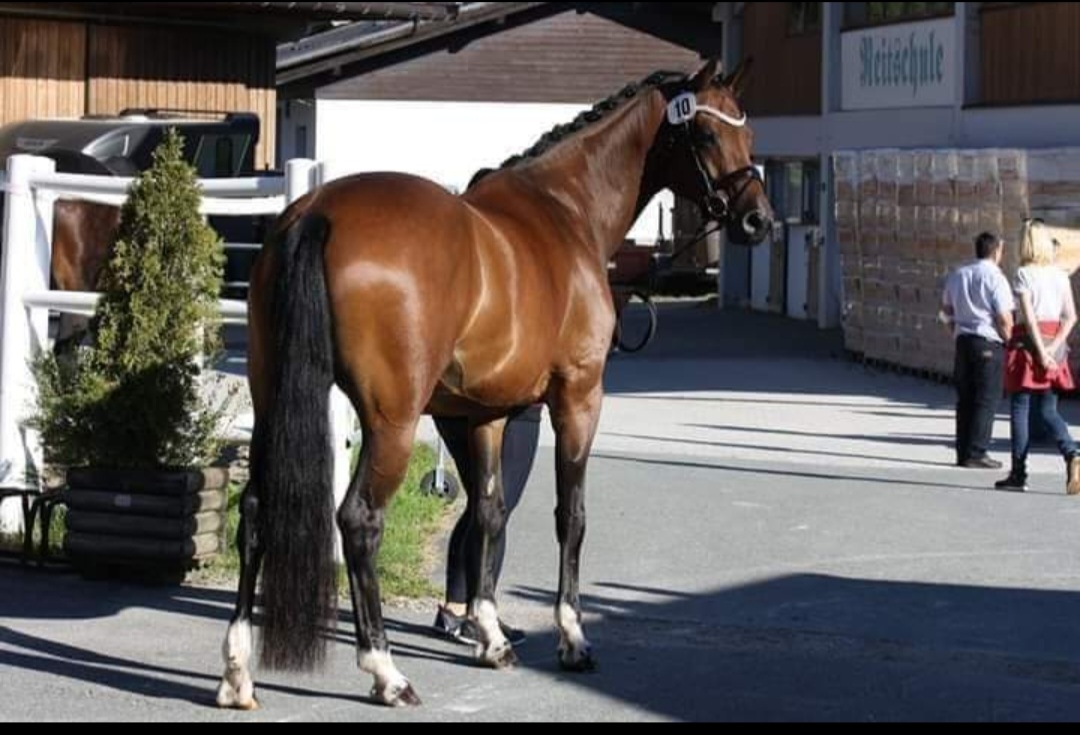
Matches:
[420,471,460,503]
[614,291,658,354]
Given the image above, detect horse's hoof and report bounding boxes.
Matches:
[216,680,258,711]
[373,681,422,708]
[480,643,519,671]
[216,686,258,708]
[559,646,598,673]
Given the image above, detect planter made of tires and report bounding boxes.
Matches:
[62,467,229,574]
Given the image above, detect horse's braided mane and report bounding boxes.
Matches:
[496,70,689,171]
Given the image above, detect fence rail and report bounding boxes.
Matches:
[0,156,354,534]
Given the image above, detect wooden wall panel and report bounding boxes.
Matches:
[0,17,86,127]
[86,24,277,168]
[740,3,822,117]
[981,3,1080,105]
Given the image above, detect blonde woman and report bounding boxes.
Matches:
[997,220,1080,494]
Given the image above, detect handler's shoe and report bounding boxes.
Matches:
[995,474,1028,493]
[1067,455,1080,496]
[434,606,526,646]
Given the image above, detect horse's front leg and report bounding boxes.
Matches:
[465,417,517,669]
[549,379,603,672]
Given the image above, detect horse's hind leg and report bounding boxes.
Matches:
[464,418,517,669]
[339,417,422,707]
[549,380,603,672]
[216,481,263,710]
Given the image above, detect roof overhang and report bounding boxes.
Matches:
[277,1,723,98]
[0,2,463,39]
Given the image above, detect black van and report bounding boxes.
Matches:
[0,110,269,297]
[0,109,260,178]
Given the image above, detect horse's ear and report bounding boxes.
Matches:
[724,57,754,98]
[690,58,722,92]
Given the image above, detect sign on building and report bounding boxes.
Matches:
[841,18,955,111]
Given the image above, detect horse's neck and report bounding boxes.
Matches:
[523,92,666,262]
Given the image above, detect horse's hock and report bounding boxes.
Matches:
[836,147,1080,380]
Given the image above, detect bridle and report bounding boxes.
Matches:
[664,90,763,223]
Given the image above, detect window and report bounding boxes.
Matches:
[788,2,822,35]
[214,137,235,178]
[765,160,820,225]
[845,2,955,28]
[193,134,252,178]
[295,125,308,159]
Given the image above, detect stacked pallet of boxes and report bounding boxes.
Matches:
[836,147,1080,380]
[1029,150,1080,380]
[1027,150,1080,275]
[834,152,863,355]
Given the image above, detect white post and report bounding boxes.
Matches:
[24,159,57,489]
[329,388,355,525]
[0,155,54,532]
[285,158,318,206]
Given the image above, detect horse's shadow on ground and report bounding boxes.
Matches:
[7,564,1080,720]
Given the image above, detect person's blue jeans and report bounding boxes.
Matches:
[1009,391,1079,479]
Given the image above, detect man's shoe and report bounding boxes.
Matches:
[434,607,526,646]
[961,457,1003,470]
[433,606,469,642]
[1067,455,1080,496]
[995,474,1028,492]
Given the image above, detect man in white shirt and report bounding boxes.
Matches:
[941,232,1015,469]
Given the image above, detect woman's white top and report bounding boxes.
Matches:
[1014,265,1072,323]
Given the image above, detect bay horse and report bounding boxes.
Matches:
[50,200,122,351]
[216,58,775,710]
[0,155,122,353]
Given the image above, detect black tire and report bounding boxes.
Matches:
[614,291,658,354]
[420,470,461,503]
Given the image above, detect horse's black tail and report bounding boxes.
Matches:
[256,213,337,672]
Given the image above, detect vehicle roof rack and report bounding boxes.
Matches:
[116,108,257,121]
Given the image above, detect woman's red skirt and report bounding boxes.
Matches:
[1005,321,1075,393]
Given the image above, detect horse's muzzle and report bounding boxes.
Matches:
[740,209,773,246]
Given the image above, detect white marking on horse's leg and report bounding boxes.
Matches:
[359,649,419,707]
[474,599,515,669]
[556,602,592,669]
[216,620,257,710]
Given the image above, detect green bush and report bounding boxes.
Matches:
[31,129,228,469]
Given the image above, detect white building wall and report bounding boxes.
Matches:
[277,98,317,165]
[312,98,674,244]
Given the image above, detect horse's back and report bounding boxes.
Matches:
[255,170,611,417]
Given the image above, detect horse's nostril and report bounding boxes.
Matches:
[743,211,767,235]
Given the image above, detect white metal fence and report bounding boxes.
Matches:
[0,155,355,533]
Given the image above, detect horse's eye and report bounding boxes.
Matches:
[693,128,717,148]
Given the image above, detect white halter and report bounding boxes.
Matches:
[666,92,748,128]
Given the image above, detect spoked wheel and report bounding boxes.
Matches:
[613,290,658,354]
[420,470,461,503]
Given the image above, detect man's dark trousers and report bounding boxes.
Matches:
[955,334,1005,464]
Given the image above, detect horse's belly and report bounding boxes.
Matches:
[430,350,550,415]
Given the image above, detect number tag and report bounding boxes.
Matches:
[666,93,697,125]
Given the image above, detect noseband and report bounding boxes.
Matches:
[664,91,762,223]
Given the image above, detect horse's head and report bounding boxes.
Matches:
[654,59,775,246]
